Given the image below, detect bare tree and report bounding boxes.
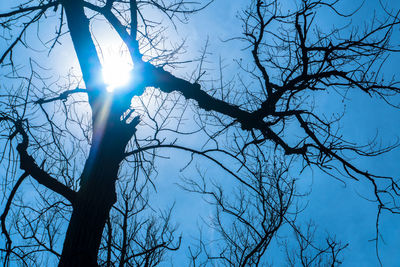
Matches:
[285,222,347,267]
[181,157,295,266]
[0,0,399,266]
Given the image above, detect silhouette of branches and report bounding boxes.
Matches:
[0,0,399,265]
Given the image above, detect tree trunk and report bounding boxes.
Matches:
[58,179,116,266]
[55,0,139,264]
[59,110,137,266]
[58,149,120,266]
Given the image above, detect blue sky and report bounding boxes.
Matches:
[1,0,400,266]
[151,0,400,265]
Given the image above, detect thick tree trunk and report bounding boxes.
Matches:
[59,109,137,266]
[58,186,115,266]
[58,161,119,266]
[59,0,139,264]
[58,147,121,266]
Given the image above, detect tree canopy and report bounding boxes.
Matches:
[0,0,400,266]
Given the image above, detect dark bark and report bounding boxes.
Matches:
[62,0,104,110]
[58,169,117,266]
[59,104,138,266]
[59,0,140,264]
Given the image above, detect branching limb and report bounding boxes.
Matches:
[62,0,105,108]
[0,172,29,265]
[0,1,59,18]
[0,115,76,204]
[35,88,87,104]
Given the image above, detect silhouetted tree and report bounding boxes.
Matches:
[0,0,399,266]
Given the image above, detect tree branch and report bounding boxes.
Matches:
[62,0,105,107]
[2,116,77,204]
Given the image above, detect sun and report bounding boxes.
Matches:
[102,56,133,92]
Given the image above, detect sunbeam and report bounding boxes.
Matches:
[102,57,132,92]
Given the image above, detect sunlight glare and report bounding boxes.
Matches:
[102,57,132,92]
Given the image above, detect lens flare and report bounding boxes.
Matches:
[102,58,132,92]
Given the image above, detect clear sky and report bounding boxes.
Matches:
[151,0,400,265]
[1,0,400,266]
